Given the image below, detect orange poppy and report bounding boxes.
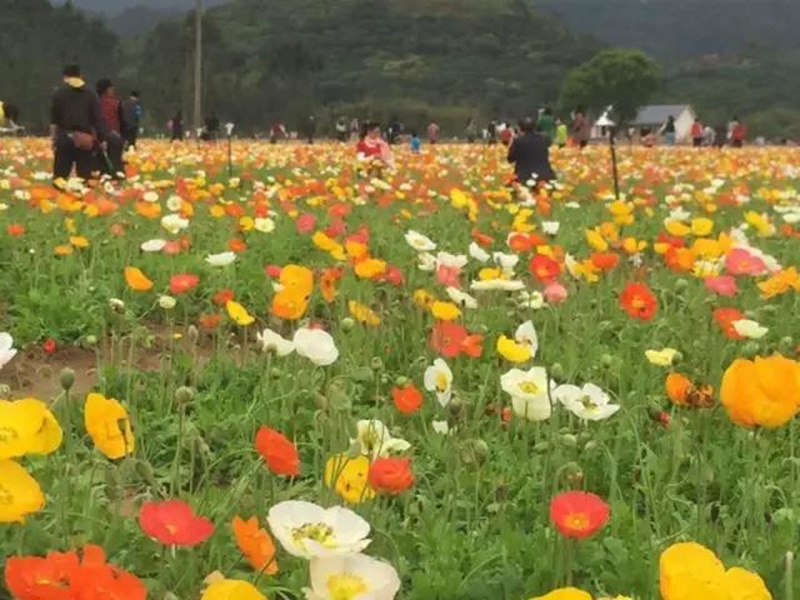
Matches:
[619,282,657,321]
[213,289,235,306]
[228,238,247,253]
[368,458,415,495]
[392,383,423,415]
[124,267,154,292]
[254,426,300,476]
[590,252,621,271]
[232,516,279,575]
[549,491,610,540]
[320,267,343,303]
[271,289,308,321]
[713,307,745,340]
[7,224,25,237]
[169,273,200,295]
[198,314,222,329]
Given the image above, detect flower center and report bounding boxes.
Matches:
[292,522,336,547]
[435,372,449,392]
[0,427,18,442]
[327,573,368,600]
[631,297,645,309]
[565,512,590,531]
[580,395,599,411]
[518,381,540,395]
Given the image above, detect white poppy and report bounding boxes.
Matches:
[166,195,182,212]
[142,190,159,203]
[0,332,18,371]
[668,207,691,222]
[256,328,295,356]
[541,221,561,236]
[552,382,620,421]
[267,501,371,559]
[500,367,549,403]
[431,420,451,435]
[404,230,437,252]
[492,252,519,275]
[158,295,177,310]
[566,201,580,209]
[514,321,538,357]
[517,291,545,309]
[436,251,468,270]
[511,395,552,422]
[446,287,478,309]
[470,279,526,292]
[424,358,453,407]
[254,217,275,233]
[293,328,339,366]
[205,251,237,267]
[304,553,401,600]
[468,242,490,262]
[417,252,437,272]
[140,238,167,253]
[732,319,769,339]
[351,419,411,459]
[160,213,189,234]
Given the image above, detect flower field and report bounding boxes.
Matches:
[1,139,799,600]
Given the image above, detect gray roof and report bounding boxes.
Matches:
[633,105,693,125]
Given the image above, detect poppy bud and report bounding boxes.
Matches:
[674,278,689,293]
[534,441,550,453]
[175,386,195,406]
[314,392,329,410]
[84,334,98,347]
[583,440,599,452]
[60,367,75,391]
[270,367,282,379]
[779,336,794,353]
[136,459,158,488]
[561,433,578,448]
[370,357,384,371]
[348,366,374,383]
[600,353,613,367]
[742,342,760,358]
[459,439,489,466]
[550,362,564,380]
[394,376,409,387]
[340,317,355,332]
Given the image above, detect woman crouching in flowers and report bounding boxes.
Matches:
[356,121,394,177]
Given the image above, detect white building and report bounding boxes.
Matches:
[632,104,696,143]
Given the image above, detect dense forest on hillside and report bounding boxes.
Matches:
[7,0,800,138]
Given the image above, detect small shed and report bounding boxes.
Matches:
[632,105,696,143]
[592,105,616,139]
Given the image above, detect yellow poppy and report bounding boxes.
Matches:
[124,266,154,292]
[0,399,62,459]
[531,588,592,600]
[690,218,714,237]
[84,393,135,460]
[324,453,376,504]
[201,579,266,600]
[54,244,74,257]
[430,301,461,321]
[226,300,256,326]
[69,235,90,248]
[348,301,381,326]
[0,460,45,523]
[413,289,436,309]
[585,228,609,252]
[496,336,532,363]
[354,258,387,279]
[664,220,691,237]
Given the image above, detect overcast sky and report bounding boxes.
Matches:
[54,0,225,13]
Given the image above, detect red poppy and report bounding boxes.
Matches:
[656,232,685,249]
[213,288,235,306]
[713,307,745,340]
[619,282,658,321]
[295,213,316,235]
[529,254,561,282]
[138,500,215,546]
[42,338,57,355]
[377,265,405,287]
[264,264,282,278]
[224,203,244,218]
[346,225,370,245]
[590,252,620,271]
[163,240,182,255]
[510,233,547,253]
[471,228,495,248]
[198,313,222,330]
[549,491,610,540]
[228,238,247,253]
[254,426,300,476]
[429,322,467,358]
[169,273,200,295]
[7,223,25,237]
[392,383,424,415]
[325,218,347,238]
[368,458,415,495]
[436,264,461,288]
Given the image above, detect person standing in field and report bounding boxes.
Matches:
[507,117,555,187]
[356,121,394,173]
[703,124,716,147]
[691,118,704,147]
[465,118,478,143]
[537,107,556,145]
[95,78,125,177]
[660,115,677,146]
[169,112,183,141]
[554,119,568,148]
[427,120,440,145]
[335,117,348,142]
[305,115,317,144]
[50,64,107,182]
[571,107,590,149]
[730,116,746,148]
[121,91,141,149]
[409,131,421,154]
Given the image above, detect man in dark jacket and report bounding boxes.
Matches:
[507,117,555,186]
[121,91,141,149]
[96,78,125,177]
[50,64,107,181]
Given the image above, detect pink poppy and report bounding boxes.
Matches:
[543,281,568,304]
[163,240,182,255]
[264,264,282,278]
[725,247,766,276]
[436,265,461,289]
[325,218,347,238]
[378,265,405,287]
[704,275,738,297]
[295,213,316,235]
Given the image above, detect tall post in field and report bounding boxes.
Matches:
[193,0,203,136]
[609,126,620,201]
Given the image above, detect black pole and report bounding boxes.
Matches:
[609,126,620,201]
[227,132,232,179]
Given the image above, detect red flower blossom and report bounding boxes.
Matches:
[213,288,235,306]
[325,218,347,238]
[725,247,767,276]
[228,238,247,253]
[392,383,424,415]
[198,313,222,330]
[138,500,214,546]
[7,223,26,237]
[43,338,57,355]
[436,264,461,288]
[529,254,561,282]
[549,491,610,540]
[471,228,495,248]
[169,273,199,295]
[590,252,621,271]
[295,213,316,235]
[163,240,182,255]
[264,264,282,278]
[368,458,415,495]
[713,307,745,340]
[619,282,658,321]
[5,545,146,600]
[429,322,483,358]
[377,265,405,287]
[255,426,300,476]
